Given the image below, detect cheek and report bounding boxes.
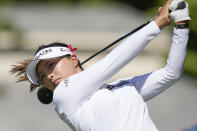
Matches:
[54,59,76,78]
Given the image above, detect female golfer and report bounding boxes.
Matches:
[11,0,190,130]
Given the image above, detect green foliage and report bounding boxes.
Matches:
[187,1,197,50]
[188,30,197,50]
[0,0,103,4]
[184,50,197,78]
[188,0,197,31]
[0,19,23,50]
[0,20,13,31]
[0,0,157,10]
[116,0,157,10]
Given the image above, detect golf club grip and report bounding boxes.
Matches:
[169,1,186,13]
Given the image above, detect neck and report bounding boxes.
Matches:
[76,66,83,73]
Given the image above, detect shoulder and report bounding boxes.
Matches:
[53,74,77,106]
[53,78,70,105]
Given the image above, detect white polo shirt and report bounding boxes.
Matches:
[53,21,189,131]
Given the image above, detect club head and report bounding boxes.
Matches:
[37,87,53,104]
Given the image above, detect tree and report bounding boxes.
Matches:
[116,0,157,10]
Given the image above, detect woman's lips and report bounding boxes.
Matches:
[53,78,61,86]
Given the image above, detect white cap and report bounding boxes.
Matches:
[26,46,75,85]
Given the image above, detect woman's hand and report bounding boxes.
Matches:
[169,0,190,24]
[154,0,173,29]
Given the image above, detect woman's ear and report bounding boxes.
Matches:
[70,55,79,68]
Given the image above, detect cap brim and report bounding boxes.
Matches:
[26,60,41,86]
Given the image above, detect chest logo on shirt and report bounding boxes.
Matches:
[64,79,69,87]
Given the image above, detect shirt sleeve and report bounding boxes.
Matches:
[53,21,160,114]
[129,28,189,101]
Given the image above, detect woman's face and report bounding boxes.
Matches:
[36,55,81,91]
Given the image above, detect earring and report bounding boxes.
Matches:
[37,86,53,104]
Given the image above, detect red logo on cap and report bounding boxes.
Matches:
[68,45,77,53]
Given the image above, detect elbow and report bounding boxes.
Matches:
[175,72,183,80]
[164,69,183,82]
[163,64,184,81]
[170,73,182,81]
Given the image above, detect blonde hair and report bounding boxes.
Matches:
[10,58,38,92]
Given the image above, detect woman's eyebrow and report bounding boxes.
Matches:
[45,60,49,67]
[37,59,52,79]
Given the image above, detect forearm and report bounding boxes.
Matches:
[164,27,189,79]
[131,27,189,101]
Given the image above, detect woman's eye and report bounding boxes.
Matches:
[40,74,46,80]
[49,63,54,69]
[41,74,46,78]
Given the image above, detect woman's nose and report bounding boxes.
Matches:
[47,73,54,80]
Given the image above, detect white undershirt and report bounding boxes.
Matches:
[53,21,189,131]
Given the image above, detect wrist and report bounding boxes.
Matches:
[175,23,189,29]
[154,16,170,30]
[175,20,189,24]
